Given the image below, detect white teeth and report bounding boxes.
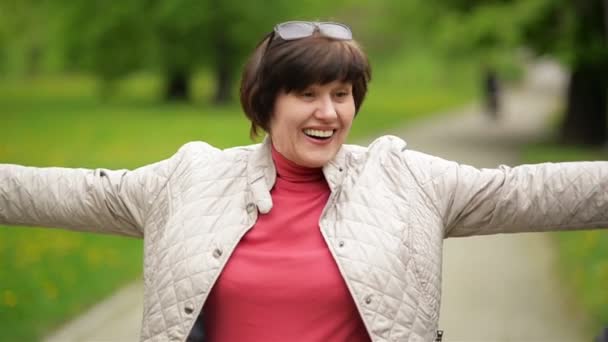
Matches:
[303,128,334,138]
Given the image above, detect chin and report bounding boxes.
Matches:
[295,149,338,168]
[302,156,333,168]
[298,159,324,168]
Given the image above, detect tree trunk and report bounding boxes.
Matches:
[165,69,191,102]
[560,62,608,145]
[25,45,43,78]
[213,58,233,105]
[212,37,234,105]
[603,0,608,39]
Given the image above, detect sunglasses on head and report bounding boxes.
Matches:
[272,21,353,41]
[258,21,353,75]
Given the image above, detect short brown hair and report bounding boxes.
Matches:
[240,30,372,138]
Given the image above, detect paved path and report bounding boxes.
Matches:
[373,60,590,342]
[46,60,589,341]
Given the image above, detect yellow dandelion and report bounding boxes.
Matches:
[86,249,103,266]
[3,290,17,307]
[583,231,599,250]
[42,282,59,300]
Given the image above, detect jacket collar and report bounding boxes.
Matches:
[246,136,348,214]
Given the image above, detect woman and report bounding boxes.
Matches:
[1,21,608,342]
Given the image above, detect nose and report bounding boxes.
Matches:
[314,94,337,120]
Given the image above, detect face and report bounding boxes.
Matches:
[269,80,355,168]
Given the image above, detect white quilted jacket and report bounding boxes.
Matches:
[2,135,608,342]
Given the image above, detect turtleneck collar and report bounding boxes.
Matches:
[271,143,325,184]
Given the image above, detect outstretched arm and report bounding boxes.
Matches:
[0,145,187,238]
[402,150,608,237]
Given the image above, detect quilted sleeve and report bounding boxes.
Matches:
[0,143,191,238]
[402,150,608,238]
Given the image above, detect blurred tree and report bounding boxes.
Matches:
[150,0,212,102]
[155,0,297,104]
[330,0,432,60]
[59,1,156,98]
[539,0,608,145]
[57,1,307,103]
[0,0,55,77]
[0,9,6,75]
[149,0,348,103]
[1,0,435,104]
[432,0,608,145]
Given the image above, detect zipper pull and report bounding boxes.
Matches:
[435,330,444,342]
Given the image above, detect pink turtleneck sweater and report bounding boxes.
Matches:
[202,146,370,342]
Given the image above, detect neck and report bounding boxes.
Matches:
[271,144,324,183]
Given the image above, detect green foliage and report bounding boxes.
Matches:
[0,17,6,75]
[0,0,59,77]
[0,0,474,98]
[554,230,608,333]
[60,1,154,80]
[522,143,608,332]
[329,0,428,58]
[521,0,608,66]
[4,0,604,94]
[432,0,608,68]
[52,0,357,100]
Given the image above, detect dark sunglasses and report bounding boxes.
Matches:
[273,21,353,41]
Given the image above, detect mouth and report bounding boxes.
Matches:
[302,128,335,141]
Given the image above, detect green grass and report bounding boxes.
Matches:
[522,143,608,333]
[0,53,476,341]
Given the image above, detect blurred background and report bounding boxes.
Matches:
[0,0,607,340]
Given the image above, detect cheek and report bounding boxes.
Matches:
[346,110,355,123]
[341,106,356,127]
[269,118,294,147]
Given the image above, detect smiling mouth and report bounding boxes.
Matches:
[303,128,335,140]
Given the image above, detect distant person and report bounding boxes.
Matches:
[483,66,501,120]
[2,20,608,342]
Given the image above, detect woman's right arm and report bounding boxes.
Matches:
[0,143,193,238]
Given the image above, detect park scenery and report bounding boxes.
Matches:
[1,1,607,341]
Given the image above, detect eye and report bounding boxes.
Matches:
[334,89,351,100]
[336,91,348,97]
[298,90,316,100]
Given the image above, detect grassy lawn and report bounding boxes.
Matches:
[522,143,608,333]
[0,52,477,341]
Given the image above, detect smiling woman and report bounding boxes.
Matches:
[269,81,356,167]
[240,21,370,139]
[239,21,369,169]
[2,20,608,342]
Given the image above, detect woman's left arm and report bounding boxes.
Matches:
[402,150,608,237]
